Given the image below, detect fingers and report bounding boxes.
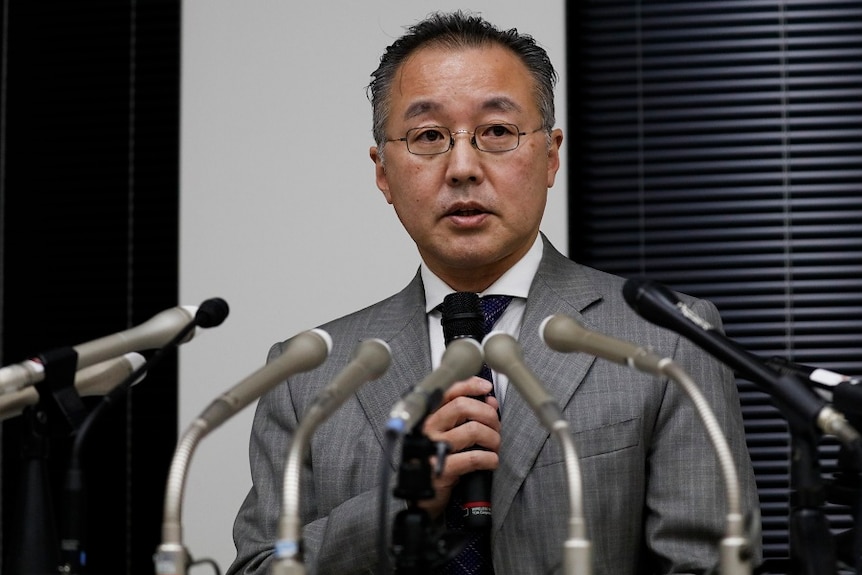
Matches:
[414,376,502,520]
[441,377,493,403]
[422,377,501,451]
[419,450,499,519]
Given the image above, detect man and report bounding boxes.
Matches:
[228,11,761,575]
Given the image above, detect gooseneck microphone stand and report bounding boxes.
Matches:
[390,424,458,575]
[12,346,85,575]
[786,420,839,575]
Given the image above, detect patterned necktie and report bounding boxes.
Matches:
[441,294,512,575]
[478,296,513,386]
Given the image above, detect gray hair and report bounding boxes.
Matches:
[367,11,558,155]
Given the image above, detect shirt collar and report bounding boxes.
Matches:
[421,234,543,313]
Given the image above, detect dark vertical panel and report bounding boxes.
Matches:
[0,1,180,574]
[128,1,180,572]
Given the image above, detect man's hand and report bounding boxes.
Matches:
[417,377,501,519]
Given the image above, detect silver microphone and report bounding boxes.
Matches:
[385,337,484,435]
[0,353,146,422]
[482,331,592,575]
[271,338,392,574]
[154,328,333,575]
[0,305,198,395]
[540,314,753,575]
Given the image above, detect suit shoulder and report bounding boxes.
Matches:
[270,272,424,358]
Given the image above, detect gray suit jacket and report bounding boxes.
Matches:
[228,236,761,575]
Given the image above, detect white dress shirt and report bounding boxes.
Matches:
[420,234,543,409]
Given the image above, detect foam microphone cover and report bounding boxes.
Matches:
[441,292,484,344]
[195,297,230,328]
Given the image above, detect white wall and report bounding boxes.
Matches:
[179,1,567,570]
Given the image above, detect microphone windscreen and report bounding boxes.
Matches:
[441,292,484,344]
[195,297,230,328]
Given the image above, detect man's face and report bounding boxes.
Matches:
[370,44,563,292]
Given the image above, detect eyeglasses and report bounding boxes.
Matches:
[386,123,545,156]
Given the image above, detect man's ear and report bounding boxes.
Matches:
[370,146,393,203]
[546,129,564,188]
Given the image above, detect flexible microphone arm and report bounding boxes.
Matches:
[482,331,591,575]
[540,314,752,575]
[0,353,146,422]
[270,338,392,575]
[385,338,484,435]
[154,329,332,575]
[0,305,200,395]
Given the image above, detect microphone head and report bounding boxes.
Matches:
[195,297,230,328]
[482,330,522,371]
[308,328,334,357]
[623,277,684,329]
[441,337,485,382]
[441,292,484,344]
[539,314,583,353]
[351,338,392,379]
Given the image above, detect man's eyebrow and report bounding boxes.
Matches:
[481,96,523,114]
[401,96,524,122]
[403,101,439,121]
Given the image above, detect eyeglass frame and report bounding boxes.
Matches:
[385,123,547,156]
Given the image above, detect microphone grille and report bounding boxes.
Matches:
[195,297,230,328]
[441,292,484,344]
[622,277,646,311]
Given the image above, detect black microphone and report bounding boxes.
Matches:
[622,278,859,444]
[441,292,492,530]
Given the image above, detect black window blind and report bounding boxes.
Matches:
[566,1,862,572]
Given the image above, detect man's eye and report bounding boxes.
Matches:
[412,128,446,143]
[483,124,516,138]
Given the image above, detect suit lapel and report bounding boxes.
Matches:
[354,272,432,469]
[349,244,606,534]
[492,238,602,537]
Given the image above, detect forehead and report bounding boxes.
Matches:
[389,44,537,124]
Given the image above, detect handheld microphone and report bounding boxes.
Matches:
[482,331,593,575]
[0,304,200,395]
[155,328,332,575]
[0,353,146,422]
[622,278,859,445]
[441,292,492,529]
[272,338,392,573]
[539,314,753,575]
[386,337,484,435]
